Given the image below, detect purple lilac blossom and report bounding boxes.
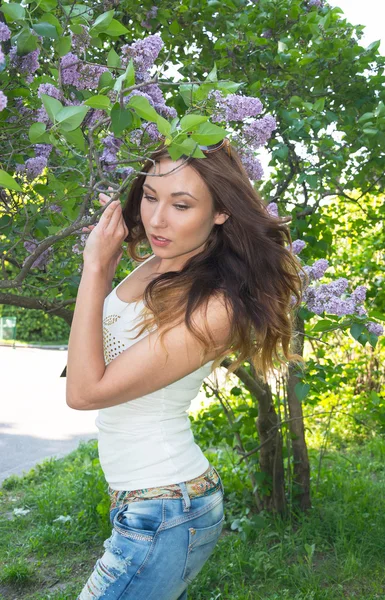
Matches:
[243,115,277,148]
[9,46,41,83]
[0,90,7,112]
[0,47,5,65]
[367,321,384,336]
[34,143,53,158]
[291,239,306,254]
[351,285,367,304]
[140,83,179,118]
[16,156,47,180]
[120,34,163,74]
[100,134,123,171]
[60,52,108,90]
[308,0,322,6]
[235,146,264,180]
[208,90,263,122]
[23,239,53,269]
[120,166,135,178]
[261,29,273,38]
[0,23,11,42]
[48,204,61,212]
[266,202,279,217]
[130,122,162,146]
[71,25,91,54]
[37,83,63,101]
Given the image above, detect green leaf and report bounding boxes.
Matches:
[289,95,303,107]
[206,63,218,82]
[29,122,47,144]
[362,127,378,136]
[313,97,325,112]
[350,323,366,341]
[179,84,199,107]
[90,9,115,33]
[156,115,172,137]
[40,94,63,123]
[61,127,86,152]
[217,81,244,94]
[39,0,58,11]
[104,19,129,37]
[107,47,121,69]
[357,112,374,124]
[83,95,111,110]
[113,59,134,94]
[190,122,229,145]
[127,95,159,122]
[169,20,180,34]
[0,2,25,21]
[0,170,22,192]
[55,105,90,132]
[124,58,135,88]
[110,103,132,136]
[32,22,58,40]
[294,382,310,402]
[179,114,208,131]
[168,138,205,160]
[16,28,39,55]
[57,35,72,57]
[312,319,333,333]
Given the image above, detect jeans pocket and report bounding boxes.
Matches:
[182,514,225,584]
[112,501,162,543]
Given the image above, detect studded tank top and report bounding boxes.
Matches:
[95,254,215,491]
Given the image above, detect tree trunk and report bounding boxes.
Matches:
[286,313,311,511]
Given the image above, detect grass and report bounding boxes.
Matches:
[1,436,385,599]
[0,339,68,347]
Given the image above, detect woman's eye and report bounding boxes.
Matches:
[144,195,189,211]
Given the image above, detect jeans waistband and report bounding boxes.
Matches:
[108,465,223,511]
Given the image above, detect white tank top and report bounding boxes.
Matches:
[95,254,214,491]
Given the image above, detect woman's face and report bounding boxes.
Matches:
[140,157,228,260]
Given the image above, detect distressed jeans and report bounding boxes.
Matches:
[77,479,225,599]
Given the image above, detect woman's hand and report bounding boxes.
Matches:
[81,187,129,277]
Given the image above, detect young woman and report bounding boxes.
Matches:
[67,139,305,599]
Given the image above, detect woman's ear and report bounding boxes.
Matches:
[214,212,230,226]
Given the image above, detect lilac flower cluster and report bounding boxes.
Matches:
[71,25,91,54]
[243,115,277,148]
[60,52,108,90]
[130,122,162,146]
[139,84,177,119]
[9,45,41,84]
[141,6,159,29]
[48,204,61,212]
[308,0,323,7]
[266,202,279,217]
[23,238,53,269]
[208,90,263,122]
[120,34,163,77]
[34,143,53,159]
[261,29,273,39]
[295,246,383,336]
[236,146,264,181]
[0,23,11,41]
[0,90,7,112]
[100,134,123,172]
[16,156,47,180]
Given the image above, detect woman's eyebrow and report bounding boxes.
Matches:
[143,182,199,201]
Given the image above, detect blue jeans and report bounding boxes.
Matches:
[77,479,225,599]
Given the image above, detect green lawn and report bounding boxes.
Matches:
[1,437,385,599]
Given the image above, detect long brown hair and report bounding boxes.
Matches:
[121,142,308,383]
